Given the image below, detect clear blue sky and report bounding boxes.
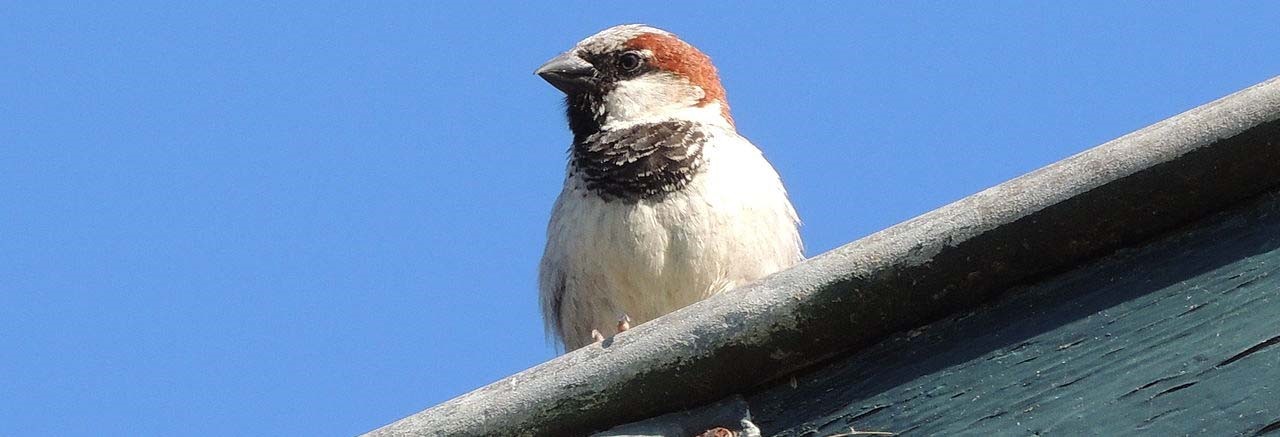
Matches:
[3,2,1278,435]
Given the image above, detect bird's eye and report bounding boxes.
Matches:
[618,52,642,71]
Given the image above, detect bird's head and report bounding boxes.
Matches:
[536,24,732,139]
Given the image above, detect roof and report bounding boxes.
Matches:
[750,189,1280,435]
[366,75,1280,436]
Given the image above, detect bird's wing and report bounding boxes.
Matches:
[538,187,572,351]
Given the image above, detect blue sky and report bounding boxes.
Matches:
[3,2,1278,436]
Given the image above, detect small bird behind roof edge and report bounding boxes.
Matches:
[535,24,804,352]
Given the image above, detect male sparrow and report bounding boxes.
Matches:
[536,24,803,351]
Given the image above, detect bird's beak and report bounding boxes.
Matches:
[536,51,596,94]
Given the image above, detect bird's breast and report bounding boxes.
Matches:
[550,133,802,328]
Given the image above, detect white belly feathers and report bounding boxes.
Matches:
[540,130,802,350]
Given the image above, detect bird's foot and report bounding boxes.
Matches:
[589,314,631,345]
[617,313,631,333]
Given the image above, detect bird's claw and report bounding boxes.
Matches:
[589,314,632,345]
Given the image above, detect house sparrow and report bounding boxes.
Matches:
[536,24,803,351]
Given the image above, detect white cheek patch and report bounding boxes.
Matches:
[602,73,706,125]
